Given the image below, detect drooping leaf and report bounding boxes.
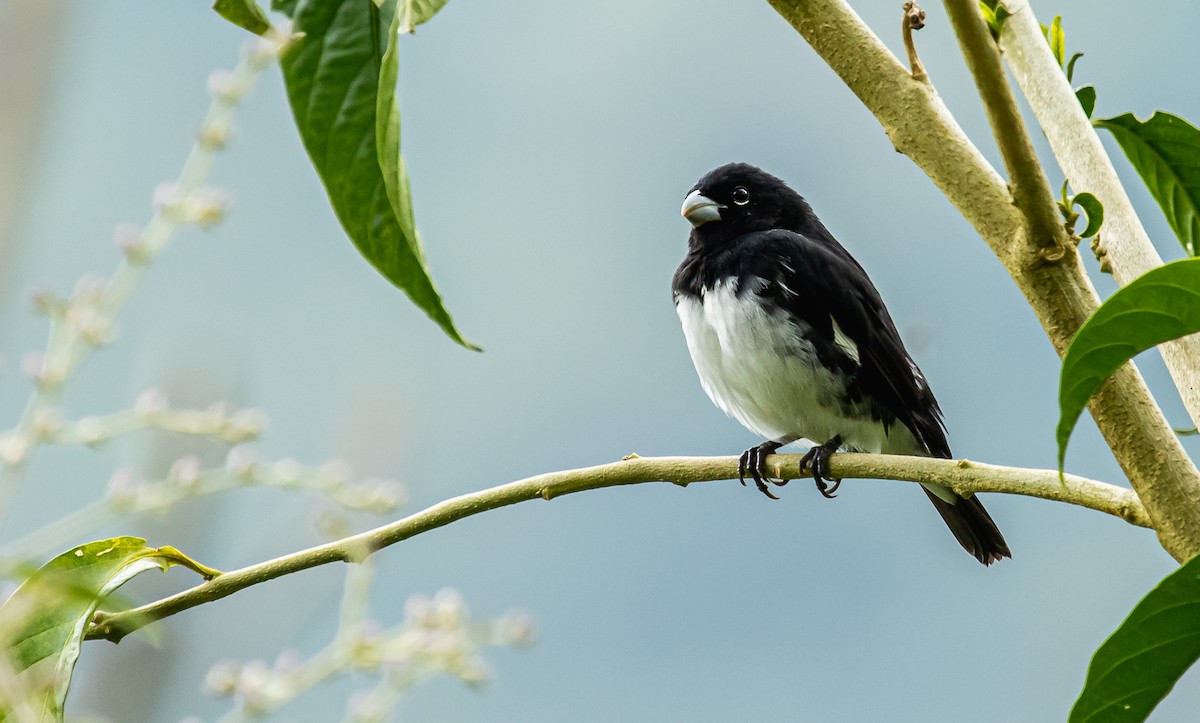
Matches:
[1048,15,1065,67]
[212,0,271,36]
[1057,258,1200,469]
[1072,192,1104,238]
[272,0,479,350]
[1070,553,1200,722]
[400,0,450,32]
[1095,112,1200,256]
[1076,85,1096,119]
[1066,51,1084,82]
[0,538,219,719]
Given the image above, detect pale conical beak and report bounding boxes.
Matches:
[681,190,722,227]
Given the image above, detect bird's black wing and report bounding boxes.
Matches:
[733,229,951,458]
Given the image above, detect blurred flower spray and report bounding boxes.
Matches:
[0,26,531,721]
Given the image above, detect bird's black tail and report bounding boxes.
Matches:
[921,487,1011,565]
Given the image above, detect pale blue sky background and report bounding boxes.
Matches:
[3,0,1200,720]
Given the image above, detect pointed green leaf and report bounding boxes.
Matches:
[272,0,479,349]
[400,0,450,33]
[212,0,271,36]
[0,538,217,719]
[1072,192,1104,238]
[1095,112,1200,256]
[1049,16,1066,67]
[1076,85,1096,119]
[1066,51,1084,83]
[979,1,1009,40]
[1070,553,1200,722]
[1057,258,1200,469]
[978,3,997,29]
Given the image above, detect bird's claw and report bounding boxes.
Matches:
[738,441,785,500]
[799,435,843,499]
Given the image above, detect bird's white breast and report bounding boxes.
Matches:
[675,279,896,453]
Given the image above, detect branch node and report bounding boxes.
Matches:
[1040,244,1067,262]
[1090,234,1112,273]
[901,2,928,82]
[539,487,553,501]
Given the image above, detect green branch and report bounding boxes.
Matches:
[942,0,1068,253]
[765,0,1200,561]
[996,0,1200,435]
[87,453,1145,644]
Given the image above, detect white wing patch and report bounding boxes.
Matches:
[830,318,860,365]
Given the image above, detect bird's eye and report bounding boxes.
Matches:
[731,187,750,205]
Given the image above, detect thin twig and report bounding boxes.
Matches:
[902,1,928,82]
[942,0,1067,254]
[87,453,1144,644]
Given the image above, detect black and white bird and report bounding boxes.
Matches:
[672,163,1010,565]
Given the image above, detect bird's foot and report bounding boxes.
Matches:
[799,436,843,499]
[738,441,786,499]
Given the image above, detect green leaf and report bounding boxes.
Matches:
[1072,192,1104,238]
[1066,51,1084,83]
[979,1,1010,40]
[400,0,450,33]
[272,0,479,350]
[1070,553,1200,722]
[0,538,218,719]
[1095,112,1200,256]
[1057,258,1200,469]
[1076,85,1096,119]
[1048,16,1066,68]
[212,0,271,36]
[979,3,996,28]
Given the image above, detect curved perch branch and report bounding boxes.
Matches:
[87,453,1146,644]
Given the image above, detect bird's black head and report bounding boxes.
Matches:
[681,163,820,247]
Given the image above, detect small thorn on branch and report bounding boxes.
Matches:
[902,1,928,82]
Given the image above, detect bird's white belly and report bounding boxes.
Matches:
[676,282,893,453]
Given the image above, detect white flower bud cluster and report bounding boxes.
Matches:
[28,289,67,318]
[301,460,407,515]
[243,21,297,70]
[22,276,115,383]
[199,586,534,721]
[0,433,32,466]
[112,222,148,264]
[107,468,142,511]
[345,689,389,723]
[134,388,169,418]
[373,589,497,688]
[154,183,230,228]
[95,450,406,517]
[202,654,299,717]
